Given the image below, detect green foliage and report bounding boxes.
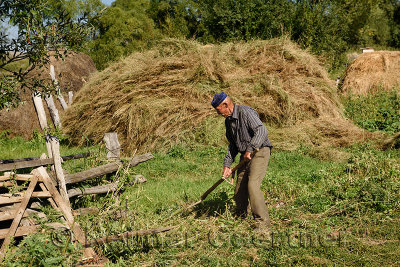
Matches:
[148,0,201,38]
[344,89,400,134]
[4,232,81,266]
[86,0,160,70]
[196,0,293,42]
[85,0,400,72]
[0,76,20,109]
[0,0,99,109]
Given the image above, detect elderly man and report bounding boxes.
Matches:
[211,92,273,231]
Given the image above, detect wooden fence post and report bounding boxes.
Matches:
[103,132,121,160]
[48,135,70,206]
[32,92,48,130]
[50,64,68,110]
[68,91,73,106]
[44,94,61,128]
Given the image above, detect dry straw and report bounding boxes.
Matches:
[63,38,373,154]
[342,51,400,95]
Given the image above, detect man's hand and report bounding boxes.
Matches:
[222,166,232,179]
[244,151,252,161]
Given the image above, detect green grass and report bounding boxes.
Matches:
[1,136,399,266]
[344,89,400,134]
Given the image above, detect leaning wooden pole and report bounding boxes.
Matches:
[32,92,48,130]
[50,64,68,110]
[48,135,70,206]
[44,94,61,128]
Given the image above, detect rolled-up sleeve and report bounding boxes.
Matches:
[245,108,268,153]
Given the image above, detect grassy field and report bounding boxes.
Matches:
[1,134,399,266]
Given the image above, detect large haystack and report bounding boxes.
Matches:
[63,38,370,153]
[342,51,400,95]
[0,51,97,139]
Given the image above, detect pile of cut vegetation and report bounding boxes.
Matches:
[63,38,374,153]
[0,51,96,139]
[342,51,400,95]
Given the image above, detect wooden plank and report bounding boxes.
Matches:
[0,158,53,172]
[68,184,117,198]
[65,162,122,184]
[0,152,93,165]
[0,192,52,204]
[0,174,34,181]
[1,175,38,251]
[0,208,46,222]
[32,92,48,130]
[32,167,97,258]
[64,153,153,185]
[50,136,70,206]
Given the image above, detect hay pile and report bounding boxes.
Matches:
[0,51,96,139]
[63,38,372,153]
[342,51,400,95]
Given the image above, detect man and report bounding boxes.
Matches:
[211,92,273,231]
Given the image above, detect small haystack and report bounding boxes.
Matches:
[0,51,96,139]
[63,38,369,153]
[342,51,400,95]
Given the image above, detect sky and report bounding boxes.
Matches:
[101,0,114,5]
[2,0,114,40]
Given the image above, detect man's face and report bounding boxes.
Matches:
[215,102,231,118]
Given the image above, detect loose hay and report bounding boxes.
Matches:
[0,51,97,139]
[342,51,400,95]
[63,38,370,153]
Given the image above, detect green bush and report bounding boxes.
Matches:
[344,89,400,134]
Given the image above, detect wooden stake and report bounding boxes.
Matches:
[49,64,67,110]
[44,94,61,128]
[68,91,73,106]
[1,175,38,251]
[49,136,70,205]
[32,92,48,130]
[103,132,121,160]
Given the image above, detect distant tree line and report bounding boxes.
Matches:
[1,0,400,108]
[87,0,400,71]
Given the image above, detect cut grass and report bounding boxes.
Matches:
[2,137,399,266]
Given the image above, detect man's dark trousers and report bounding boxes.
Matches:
[234,146,271,227]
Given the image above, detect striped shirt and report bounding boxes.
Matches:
[224,104,273,167]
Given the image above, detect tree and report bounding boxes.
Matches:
[197,0,293,42]
[147,0,203,39]
[86,0,159,70]
[0,0,100,109]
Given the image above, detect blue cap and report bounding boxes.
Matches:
[211,92,227,108]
